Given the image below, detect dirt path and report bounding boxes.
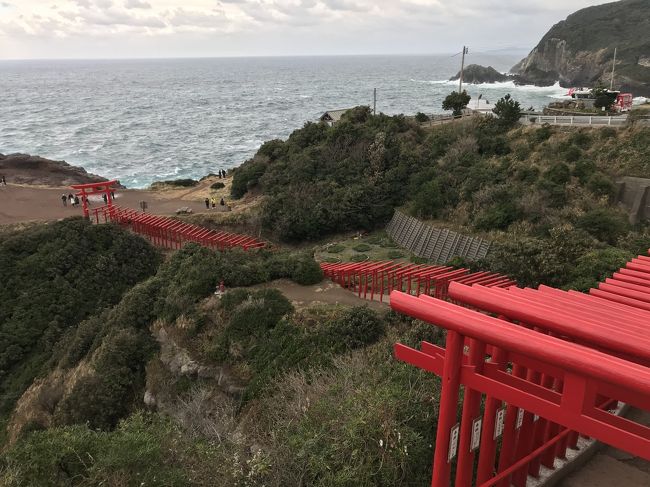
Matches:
[252,279,389,311]
[0,177,246,225]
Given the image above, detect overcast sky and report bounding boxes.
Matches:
[0,0,614,59]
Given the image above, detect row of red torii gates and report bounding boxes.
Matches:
[78,181,649,486]
[72,181,265,251]
[322,255,650,486]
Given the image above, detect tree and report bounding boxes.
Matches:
[492,94,521,127]
[442,91,471,116]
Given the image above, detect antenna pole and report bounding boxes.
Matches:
[610,47,617,90]
[459,46,468,93]
[373,88,377,115]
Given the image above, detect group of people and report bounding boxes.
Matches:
[61,191,116,207]
[61,193,82,207]
[205,197,226,209]
[217,169,227,179]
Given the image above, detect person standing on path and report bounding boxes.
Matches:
[102,193,108,204]
[211,197,216,209]
[62,194,67,206]
[204,197,210,209]
[220,197,225,206]
[69,194,74,206]
[1,175,6,185]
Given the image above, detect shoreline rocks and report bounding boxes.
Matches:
[0,153,117,187]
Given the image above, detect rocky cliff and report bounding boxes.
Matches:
[511,0,650,96]
[0,153,112,186]
[450,64,509,84]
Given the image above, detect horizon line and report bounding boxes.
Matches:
[0,49,530,63]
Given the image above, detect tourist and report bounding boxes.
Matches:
[211,197,216,209]
[204,197,210,209]
[221,169,227,178]
[217,170,222,179]
[102,193,108,204]
[220,197,225,206]
[111,191,115,199]
[74,195,80,206]
[1,175,5,185]
[68,193,74,206]
[61,194,67,206]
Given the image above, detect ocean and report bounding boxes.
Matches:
[0,54,573,188]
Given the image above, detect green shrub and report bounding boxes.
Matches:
[412,179,445,218]
[325,307,385,350]
[515,166,540,183]
[150,179,198,189]
[587,173,617,199]
[572,159,597,183]
[544,162,571,185]
[562,145,582,163]
[415,112,430,123]
[565,247,632,291]
[231,159,267,198]
[576,208,630,244]
[350,253,368,262]
[2,413,187,486]
[568,131,592,149]
[492,94,522,128]
[210,182,225,190]
[291,255,324,285]
[599,127,617,139]
[352,243,371,252]
[532,124,553,143]
[326,244,345,253]
[387,250,405,259]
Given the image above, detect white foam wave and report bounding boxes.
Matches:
[633,96,648,105]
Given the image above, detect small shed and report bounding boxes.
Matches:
[320,108,353,126]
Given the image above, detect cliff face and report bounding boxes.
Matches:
[511,0,650,96]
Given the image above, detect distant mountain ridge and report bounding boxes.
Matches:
[511,0,650,96]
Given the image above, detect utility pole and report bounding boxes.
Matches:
[459,46,468,93]
[610,47,617,90]
[373,88,377,115]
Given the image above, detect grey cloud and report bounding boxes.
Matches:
[124,0,151,9]
[166,8,228,29]
[321,0,367,13]
[72,8,166,28]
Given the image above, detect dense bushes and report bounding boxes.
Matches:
[0,218,160,420]
[1,413,188,486]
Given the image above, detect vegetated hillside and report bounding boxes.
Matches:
[231,107,650,289]
[511,0,650,95]
[0,218,161,439]
[0,235,444,486]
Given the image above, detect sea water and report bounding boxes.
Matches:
[0,55,574,188]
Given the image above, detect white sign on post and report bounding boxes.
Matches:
[448,423,460,463]
[470,417,482,452]
[494,407,506,440]
[516,408,525,430]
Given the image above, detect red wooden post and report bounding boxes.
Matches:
[431,329,464,487]
[455,339,487,487]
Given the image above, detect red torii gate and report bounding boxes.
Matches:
[392,250,650,487]
[70,180,119,219]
